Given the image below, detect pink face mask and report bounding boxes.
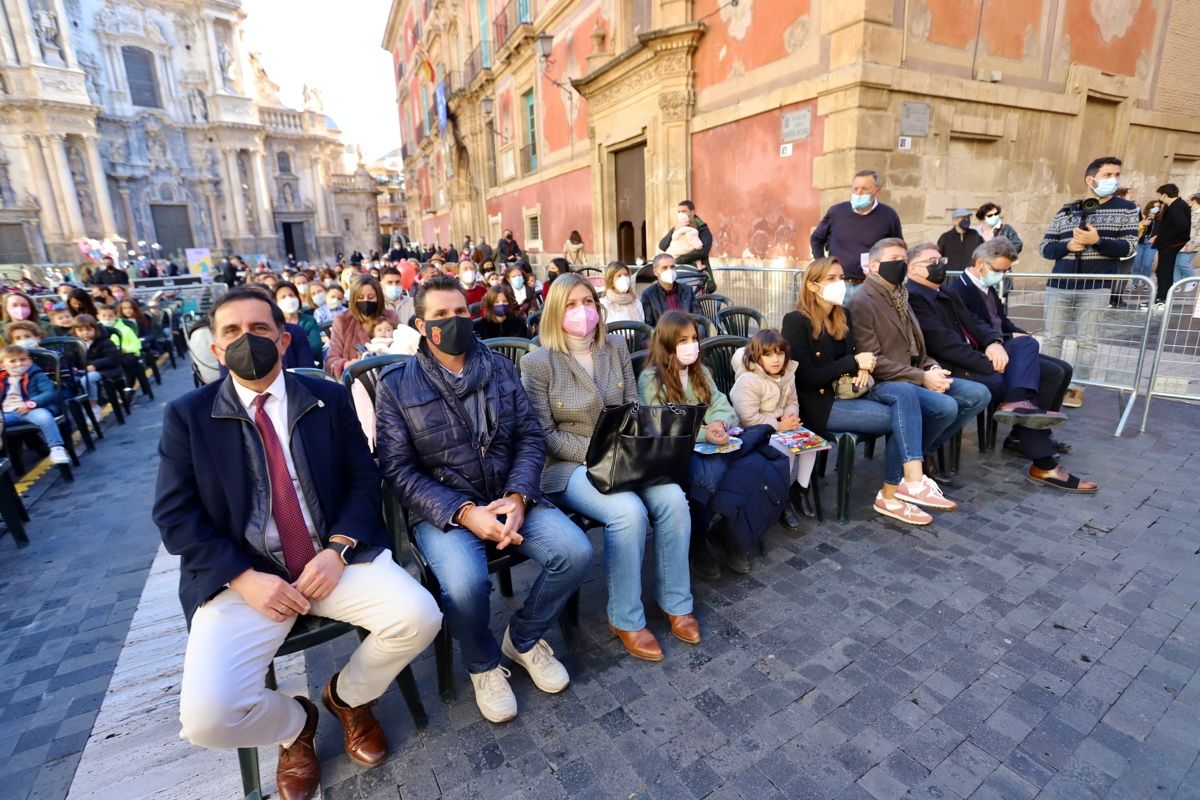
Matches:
[562,304,599,338]
[676,341,700,366]
[8,305,30,321]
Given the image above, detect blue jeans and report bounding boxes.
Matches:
[84,371,102,401]
[413,505,592,674]
[939,378,992,449]
[825,395,906,485]
[550,465,691,631]
[870,380,959,466]
[1133,242,1156,277]
[3,409,63,447]
[1175,251,1196,283]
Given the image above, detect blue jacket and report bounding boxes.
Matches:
[153,372,386,627]
[0,364,60,415]
[688,424,789,551]
[375,340,546,530]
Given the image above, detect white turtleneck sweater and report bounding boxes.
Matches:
[566,333,595,378]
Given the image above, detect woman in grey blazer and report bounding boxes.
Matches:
[521,275,696,663]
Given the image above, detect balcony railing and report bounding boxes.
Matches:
[493,0,532,51]
[464,40,492,85]
[260,107,303,132]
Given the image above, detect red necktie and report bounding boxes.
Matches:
[253,393,316,580]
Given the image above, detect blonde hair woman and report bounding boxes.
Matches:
[599,260,644,324]
[520,274,696,662]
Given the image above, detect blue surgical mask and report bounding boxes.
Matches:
[1093,177,1119,198]
[850,194,872,212]
[983,269,1005,288]
[384,285,404,300]
[509,275,524,290]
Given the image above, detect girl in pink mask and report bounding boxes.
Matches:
[639,311,756,580]
[1,291,45,341]
[520,275,699,662]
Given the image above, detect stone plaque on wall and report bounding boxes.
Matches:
[781,109,811,143]
[900,102,931,137]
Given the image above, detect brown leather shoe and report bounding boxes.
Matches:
[608,623,663,662]
[277,696,320,800]
[1025,465,1099,494]
[322,673,389,767]
[662,611,701,645]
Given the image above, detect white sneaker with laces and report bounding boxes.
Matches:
[501,627,570,693]
[49,446,70,465]
[469,665,517,723]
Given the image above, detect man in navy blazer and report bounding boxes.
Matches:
[935,240,1098,493]
[154,288,440,800]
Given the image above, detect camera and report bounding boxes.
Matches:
[1061,196,1100,224]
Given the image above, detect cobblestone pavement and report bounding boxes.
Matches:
[5,364,1200,799]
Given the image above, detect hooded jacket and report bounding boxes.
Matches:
[729,347,799,429]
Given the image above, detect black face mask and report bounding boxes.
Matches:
[222,332,280,381]
[925,258,948,285]
[878,259,908,285]
[356,300,379,317]
[423,315,474,356]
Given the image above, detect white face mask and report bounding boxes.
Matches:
[985,214,1001,227]
[676,341,700,366]
[659,268,677,286]
[613,275,631,293]
[277,297,300,314]
[820,279,847,306]
[676,211,690,224]
[326,295,343,308]
[460,270,476,286]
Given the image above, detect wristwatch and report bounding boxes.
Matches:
[326,534,359,565]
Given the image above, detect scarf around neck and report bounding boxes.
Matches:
[868,272,920,361]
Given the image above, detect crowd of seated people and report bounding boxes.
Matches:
[140,233,1110,797]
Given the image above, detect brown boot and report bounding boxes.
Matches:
[322,673,389,767]
[662,611,701,645]
[276,696,320,800]
[608,623,663,662]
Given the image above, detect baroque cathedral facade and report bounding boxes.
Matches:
[0,0,380,266]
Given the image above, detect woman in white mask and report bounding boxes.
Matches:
[782,257,953,527]
[974,202,1023,254]
[274,281,323,360]
[599,261,644,323]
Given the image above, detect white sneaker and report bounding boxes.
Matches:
[1183,283,1196,294]
[49,446,70,465]
[501,627,570,694]
[469,665,517,723]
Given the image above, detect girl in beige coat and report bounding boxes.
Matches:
[730,330,817,528]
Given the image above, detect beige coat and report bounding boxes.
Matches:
[729,346,800,429]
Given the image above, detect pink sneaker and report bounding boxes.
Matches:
[895,476,959,511]
[873,493,933,526]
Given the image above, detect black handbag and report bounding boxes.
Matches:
[585,402,707,494]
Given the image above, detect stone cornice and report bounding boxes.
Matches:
[571,22,704,107]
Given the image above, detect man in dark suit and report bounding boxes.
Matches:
[917,239,1098,493]
[1153,183,1193,302]
[153,287,441,800]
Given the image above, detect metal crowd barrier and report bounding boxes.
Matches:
[1140,276,1200,432]
[708,266,805,328]
[993,272,1154,437]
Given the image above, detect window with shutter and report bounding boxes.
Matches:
[123,47,161,109]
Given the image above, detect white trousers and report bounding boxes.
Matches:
[179,551,441,750]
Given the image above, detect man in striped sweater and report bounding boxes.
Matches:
[1038,156,1138,408]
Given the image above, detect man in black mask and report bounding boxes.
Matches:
[374,274,591,726]
[154,287,442,800]
[848,238,991,487]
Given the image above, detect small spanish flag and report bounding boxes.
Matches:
[415,45,436,84]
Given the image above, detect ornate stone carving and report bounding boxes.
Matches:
[0,146,15,208]
[30,1,66,66]
[302,84,325,113]
[76,50,105,105]
[187,88,208,122]
[66,141,99,230]
[145,120,169,168]
[96,1,168,48]
[658,90,693,122]
[585,51,688,110]
[106,135,128,165]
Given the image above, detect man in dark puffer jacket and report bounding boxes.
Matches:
[375,275,591,726]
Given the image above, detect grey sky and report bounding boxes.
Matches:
[241,0,400,161]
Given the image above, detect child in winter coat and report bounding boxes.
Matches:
[664,226,704,259]
[730,329,816,528]
[72,314,139,405]
[0,345,69,464]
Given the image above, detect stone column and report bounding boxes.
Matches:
[203,183,224,250]
[310,157,330,235]
[116,180,137,247]
[223,149,249,237]
[250,149,274,243]
[46,134,85,238]
[23,134,63,240]
[82,134,120,239]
